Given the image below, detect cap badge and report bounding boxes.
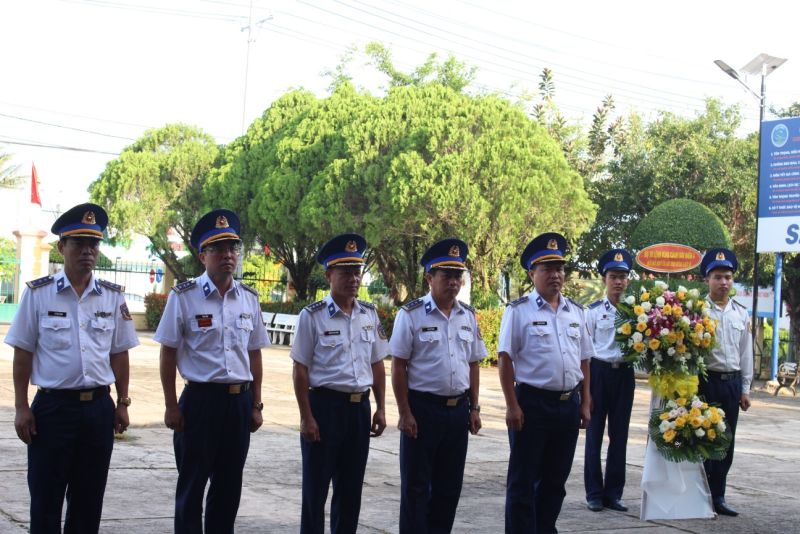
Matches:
[614,252,623,262]
[82,211,96,225]
[547,239,558,250]
[449,245,460,257]
[215,215,229,229]
[716,251,726,261]
[345,240,358,252]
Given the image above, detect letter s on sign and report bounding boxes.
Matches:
[787,224,800,245]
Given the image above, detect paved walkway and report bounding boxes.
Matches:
[1,329,799,533]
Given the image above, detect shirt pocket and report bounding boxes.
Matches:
[597,318,615,331]
[189,319,219,352]
[236,317,254,347]
[317,332,345,367]
[360,328,376,343]
[730,320,745,345]
[526,325,554,351]
[89,317,114,350]
[457,329,474,344]
[418,330,441,344]
[39,317,71,350]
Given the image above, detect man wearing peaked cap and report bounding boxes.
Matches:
[291,233,389,534]
[498,232,595,533]
[389,238,487,534]
[584,249,635,513]
[155,208,270,534]
[5,202,138,533]
[699,248,752,517]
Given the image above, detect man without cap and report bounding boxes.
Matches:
[6,203,138,533]
[290,233,388,534]
[584,249,635,513]
[699,248,753,517]
[390,238,487,534]
[498,232,595,534]
[154,209,270,534]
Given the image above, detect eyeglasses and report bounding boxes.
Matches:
[203,243,243,256]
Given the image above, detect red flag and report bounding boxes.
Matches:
[31,163,42,206]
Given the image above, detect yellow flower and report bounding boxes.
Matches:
[663,304,672,315]
[708,409,722,424]
[636,322,647,332]
[633,341,646,353]
[659,412,671,420]
[620,323,632,335]
[645,328,652,337]
[666,332,678,344]
[663,429,676,442]
[707,429,717,441]
[641,292,650,301]
[676,331,685,341]
[694,323,705,333]
[702,418,711,429]
[675,416,686,428]
[689,407,701,418]
[649,339,661,350]
[672,306,683,318]
[676,344,687,354]
[677,290,687,300]
[702,338,712,348]
[634,305,644,315]
[690,417,703,428]
[676,397,687,406]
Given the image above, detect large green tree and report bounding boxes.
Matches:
[89,124,219,281]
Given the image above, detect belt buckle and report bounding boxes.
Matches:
[559,392,571,401]
[79,391,93,401]
[446,398,458,407]
[611,362,620,369]
[350,392,362,403]
[229,384,242,394]
[721,373,732,381]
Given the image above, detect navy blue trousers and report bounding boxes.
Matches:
[399,392,470,534]
[506,385,580,534]
[300,388,371,534]
[583,360,634,503]
[699,373,741,500]
[174,383,252,534]
[28,388,114,534]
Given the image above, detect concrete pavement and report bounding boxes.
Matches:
[1,329,800,533]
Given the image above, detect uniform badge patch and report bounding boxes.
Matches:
[120,303,132,321]
[95,311,112,318]
[421,326,438,332]
[323,330,341,336]
[47,310,66,317]
[196,314,212,327]
[532,320,547,326]
[378,323,388,340]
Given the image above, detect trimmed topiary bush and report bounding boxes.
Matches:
[630,199,732,253]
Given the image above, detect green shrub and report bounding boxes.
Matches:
[376,305,398,341]
[476,308,503,365]
[144,293,168,330]
[630,199,732,257]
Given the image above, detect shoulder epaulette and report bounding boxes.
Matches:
[588,299,603,309]
[305,300,326,313]
[402,298,424,311]
[358,299,375,310]
[25,275,54,289]
[732,300,747,310]
[509,295,529,307]
[458,300,475,313]
[567,297,585,310]
[97,279,124,292]
[239,282,259,297]
[172,280,197,294]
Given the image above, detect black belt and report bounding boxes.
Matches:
[186,381,251,394]
[409,389,467,407]
[38,385,110,401]
[592,358,631,369]
[518,382,579,401]
[706,370,741,381]
[310,387,370,403]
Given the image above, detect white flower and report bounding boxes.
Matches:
[667,347,676,357]
[656,296,666,307]
[666,400,677,409]
[689,288,701,299]
[678,285,688,293]
[627,338,634,347]
[704,332,712,340]
[632,332,643,343]
[692,399,704,409]
[702,307,710,317]
[686,300,694,310]
[653,352,662,362]
[680,316,690,325]
[695,428,705,438]
[625,295,636,305]
[638,314,648,323]
[718,408,725,417]
[655,280,668,289]
[642,302,652,312]
[659,420,672,433]
[660,328,670,337]
[717,422,726,432]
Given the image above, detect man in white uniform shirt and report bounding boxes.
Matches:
[291,233,388,534]
[390,238,487,534]
[584,249,634,513]
[498,232,594,534]
[155,209,270,534]
[699,248,753,517]
[6,202,138,534]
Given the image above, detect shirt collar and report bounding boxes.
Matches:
[530,288,569,312]
[422,292,464,316]
[55,271,101,295]
[323,293,364,318]
[603,296,614,311]
[706,296,732,312]
[198,272,240,299]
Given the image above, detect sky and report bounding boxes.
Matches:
[1,0,799,238]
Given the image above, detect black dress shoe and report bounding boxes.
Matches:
[713,499,739,516]
[587,500,603,512]
[604,499,629,512]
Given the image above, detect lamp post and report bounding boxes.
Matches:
[714,53,787,376]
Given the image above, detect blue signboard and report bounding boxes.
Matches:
[155,267,163,283]
[758,117,800,252]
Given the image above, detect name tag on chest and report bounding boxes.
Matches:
[323,330,341,336]
[421,326,438,332]
[196,314,213,328]
[531,321,547,326]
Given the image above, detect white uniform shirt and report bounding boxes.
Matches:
[290,294,389,392]
[5,271,139,389]
[705,297,754,395]
[154,272,270,383]
[389,293,488,396]
[498,289,595,391]
[586,297,623,363]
